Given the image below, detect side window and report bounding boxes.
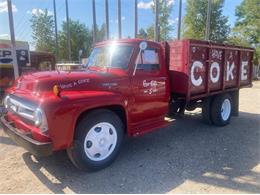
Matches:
[136,48,160,72]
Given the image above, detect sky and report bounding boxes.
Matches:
[0,0,243,50]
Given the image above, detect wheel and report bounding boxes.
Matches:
[67,109,124,171]
[211,94,232,126]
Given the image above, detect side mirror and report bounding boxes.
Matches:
[133,41,148,76]
[139,41,147,51]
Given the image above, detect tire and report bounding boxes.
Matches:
[211,94,232,126]
[67,109,124,171]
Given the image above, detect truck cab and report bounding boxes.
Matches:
[1,39,170,170]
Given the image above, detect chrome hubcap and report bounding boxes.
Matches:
[221,99,231,121]
[84,122,117,161]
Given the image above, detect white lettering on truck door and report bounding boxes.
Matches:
[191,61,203,86]
[241,61,248,80]
[210,62,220,83]
[226,61,235,81]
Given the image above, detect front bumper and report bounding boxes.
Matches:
[0,115,53,156]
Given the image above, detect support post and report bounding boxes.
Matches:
[105,0,109,40]
[205,0,211,40]
[53,0,58,58]
[118,0,122,39]
[65,0,71,61]
[154,0,159,42]
[134,0,138,38]
[92,0,97,43]
[7,0,19,79]
[177,0,182,40]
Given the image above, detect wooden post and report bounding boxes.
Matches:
[7,0,19,78]
[177,0,182,40]
[92,0,97,43]
[118,0,122,38]
[134,0,138,38]
[53,0,58,58]
[105,0,109,40]
[65,0,71,61]
[205,0,211,40]
[154,0,159,41]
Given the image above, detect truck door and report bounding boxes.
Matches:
[130,43,169,127]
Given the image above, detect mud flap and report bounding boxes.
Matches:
[231,90,239,116]
[202,97,212,125]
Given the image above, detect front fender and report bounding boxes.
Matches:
[45,91,127,150]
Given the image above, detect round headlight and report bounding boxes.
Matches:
[3,95,10,109]
[34,108,43,126]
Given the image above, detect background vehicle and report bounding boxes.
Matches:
[30,51,56,72]
[56,63,84,71]
[1,39,254,171]
[0,40,29,99]
[0,40,55,100]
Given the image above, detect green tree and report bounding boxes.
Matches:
[58,20,93,61]
[96,23,106,42]
[146,25,155,40]
[30,9,55,53]
[137,28,148,39]
[229,0,260,64]
[183,0,230,42]
[146,0,174,41]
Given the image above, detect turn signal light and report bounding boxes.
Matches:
[53,85,60,96]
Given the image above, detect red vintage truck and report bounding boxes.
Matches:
[0,39,254,171]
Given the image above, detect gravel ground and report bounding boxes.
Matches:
[0,82,259,194]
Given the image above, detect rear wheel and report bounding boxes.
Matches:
[67,109,124,171]
[211,94,232,126]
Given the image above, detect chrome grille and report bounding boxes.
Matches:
[7,96,36,121]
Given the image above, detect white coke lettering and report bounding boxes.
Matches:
[191,61,203,86]
[226,61,235,81]
[191,60,245,86]
[210,62,220,83]
[241,61,248,81]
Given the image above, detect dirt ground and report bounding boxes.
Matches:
[0,82,259,194]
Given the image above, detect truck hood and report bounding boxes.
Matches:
[15,70,125,92]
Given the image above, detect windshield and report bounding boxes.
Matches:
[87,45,134,69]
